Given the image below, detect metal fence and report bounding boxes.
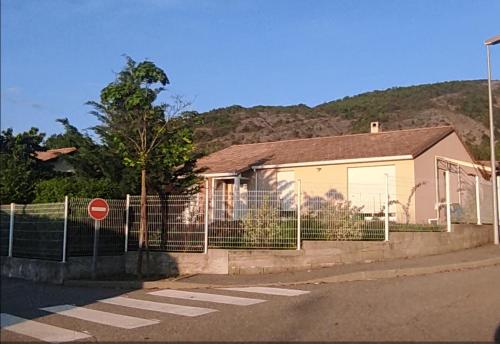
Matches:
[0,204,10,256]
[209,191,298,249]
[128,195,204,252]
[3,172,496,261]
[68,198,127,257]
[301,191,386,241]
[11,203,65,260]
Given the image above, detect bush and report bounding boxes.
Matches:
[34,176,122,203]
[302,200,382,240]
[241,196,296,248]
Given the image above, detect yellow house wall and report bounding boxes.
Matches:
[268,159,416,223]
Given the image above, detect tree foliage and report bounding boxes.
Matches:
[0,128,51,203]
[87,56,199,276]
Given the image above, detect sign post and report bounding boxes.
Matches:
[88,198,109,279]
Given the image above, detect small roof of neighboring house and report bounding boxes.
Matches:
[35,147,77,161]
[197,126,455,175]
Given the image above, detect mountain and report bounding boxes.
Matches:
[194,80,500,160]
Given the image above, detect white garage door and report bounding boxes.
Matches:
[348,165,396,215]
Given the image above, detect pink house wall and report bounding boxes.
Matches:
[413,132,481,224]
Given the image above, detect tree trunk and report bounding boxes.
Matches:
[137,168,147,278]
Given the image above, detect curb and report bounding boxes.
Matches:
[284,256,500,286]
[64,257,500,290]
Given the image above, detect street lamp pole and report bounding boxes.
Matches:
[485,35,500,246]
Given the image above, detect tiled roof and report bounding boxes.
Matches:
[197,126,455,174]
[35,147,77,161]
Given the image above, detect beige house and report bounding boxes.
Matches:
[197,123,491,224]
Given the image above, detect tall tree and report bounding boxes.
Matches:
[88,57,197,276]
[0,128,50,203]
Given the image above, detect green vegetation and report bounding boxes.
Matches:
[0,128,51,204]
[87,56,199,276]
[241,196,296,248]
[195,80,500,159]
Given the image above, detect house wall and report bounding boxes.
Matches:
[414,132,481,224]
[250,159,415,222]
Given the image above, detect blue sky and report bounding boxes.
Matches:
[1,0,500,136]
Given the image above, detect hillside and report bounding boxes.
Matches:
[194,80,500,160]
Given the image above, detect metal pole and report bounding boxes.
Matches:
[124,194,130,252]
[8,203,14,257]
[445,170,452,232]
[385,174,389,241]
[297,179,302,250]
[62,196,69,263]
[92,220,100,279]
[487,44,499,245]
[475,175,482,225]
[204,179,209,254]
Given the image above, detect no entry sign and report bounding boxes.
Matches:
[88,198,109,221]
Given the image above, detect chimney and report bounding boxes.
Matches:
[370,121,380,133]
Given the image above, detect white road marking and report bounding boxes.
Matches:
[149,289,266,306]
[99,296,216,317]
[1,313,91,343]
[220,286,311,296]
[41,304,159,329]
[90,206,107,212]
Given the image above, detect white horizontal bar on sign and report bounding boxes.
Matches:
[1,313,91,343]
[220,287,311,296]
[99,297,216,317]
[149,290,266,306]
[41,304,158,329]
[90,206,107,212]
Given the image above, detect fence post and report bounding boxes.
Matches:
[445,170,452,232]
[204,179,209,254]
[62,196,69,263]
[8,202,14,257]
[124,194,130,253]
[475,175,482,225]
[297,179,302,250]
[384,174,389,241]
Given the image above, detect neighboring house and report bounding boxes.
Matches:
[35,147,77,173]
[197,123,491,224]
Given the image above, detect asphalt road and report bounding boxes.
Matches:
[1,266,500,342]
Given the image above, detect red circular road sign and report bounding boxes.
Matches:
[88,198,109,221]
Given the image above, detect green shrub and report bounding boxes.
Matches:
[34,176,122,203]
[242,196,296,248]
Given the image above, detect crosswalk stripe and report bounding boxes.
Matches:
[220,286,311,296]
[99,296,217,317]
[41,304,159,329]
[1,313,91,343]
[149,289,266,306]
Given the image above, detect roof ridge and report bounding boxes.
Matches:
[228,125,454,148]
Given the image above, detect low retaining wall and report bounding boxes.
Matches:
[228,224,493,274]
[123,249,229,276]
[1,224,493,282]
[1,256,125,284]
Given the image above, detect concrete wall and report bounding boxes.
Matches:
[226,224,493,274]
[123,250,229,276]
[1,225,492,282]
[0,256,125,284]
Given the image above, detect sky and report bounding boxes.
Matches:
[1,0,500,136]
